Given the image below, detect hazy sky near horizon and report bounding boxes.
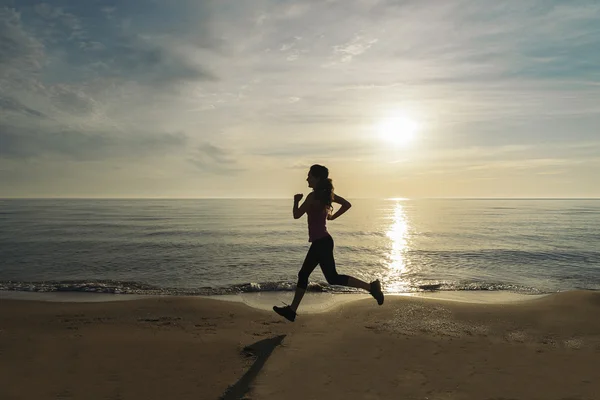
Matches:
[1,0,599,198]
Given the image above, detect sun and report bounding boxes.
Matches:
[378,113,420,146]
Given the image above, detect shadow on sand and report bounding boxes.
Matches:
[219,334,286,400]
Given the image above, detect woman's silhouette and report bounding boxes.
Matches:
[273,164,384,322]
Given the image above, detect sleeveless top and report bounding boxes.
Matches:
[307,204,329,242]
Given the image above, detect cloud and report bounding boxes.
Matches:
[96,34,217,85]
[0,97,46,118]
[402,142,600,179]
[333,82,402,91]
[254,139,375,159]
[0,8,45,77]
[33,3,85,42]
[464,158,582,172]
[287,162,313,170]
[332,34,378,63]
[0,123,188,161]
[2,2,218,87]
[79,41,105,51]
[101,6,116,20]
[256,2,312,24]
[46,84,97,115]
[188,143,243,174]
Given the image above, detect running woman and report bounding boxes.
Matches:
[273,164,384,322]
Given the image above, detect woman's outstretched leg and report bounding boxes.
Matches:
[345,276,371,291]
[325,273,384,305]
[319,237,384,305]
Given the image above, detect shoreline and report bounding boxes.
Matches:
[0,289,552,312]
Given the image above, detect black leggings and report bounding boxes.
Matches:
[297,235,350,289]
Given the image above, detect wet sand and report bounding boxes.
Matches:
[1,290,599,400]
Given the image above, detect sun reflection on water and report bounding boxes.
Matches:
[383,200,411,293]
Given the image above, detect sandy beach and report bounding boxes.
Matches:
[1,291,599,400]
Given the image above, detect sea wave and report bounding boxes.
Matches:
[0,279,547,296]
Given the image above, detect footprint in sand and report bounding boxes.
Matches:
[563,338,583,349]
[505,330,527,343]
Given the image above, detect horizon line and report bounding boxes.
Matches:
[1,197,599,200]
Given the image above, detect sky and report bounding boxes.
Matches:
[1,0,599,199]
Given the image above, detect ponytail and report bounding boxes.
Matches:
[309,164,334,211]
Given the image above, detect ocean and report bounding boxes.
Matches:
[0,199,599,297]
